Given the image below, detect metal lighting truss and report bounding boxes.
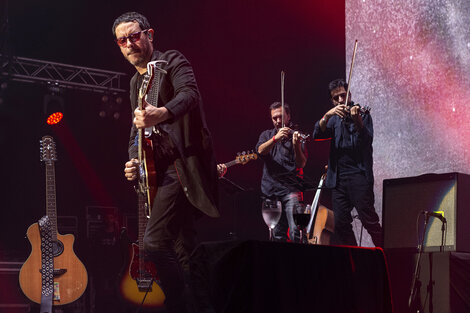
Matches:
[0,54,126,94]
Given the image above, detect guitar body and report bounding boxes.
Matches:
[19,223,88,305]
[118,241,165,308]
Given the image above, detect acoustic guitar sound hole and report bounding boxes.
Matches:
[52,240,64,257]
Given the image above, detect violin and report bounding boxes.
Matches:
[343,102,371,119]
[287,128,310,144]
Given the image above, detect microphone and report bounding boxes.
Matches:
[422,211,446,223]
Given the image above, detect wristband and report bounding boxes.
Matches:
[272,135,276,143]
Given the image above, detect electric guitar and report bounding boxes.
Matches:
[19,136,88,305]
[136,62,157,219]
[118,200,165,308]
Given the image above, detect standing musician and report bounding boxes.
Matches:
[256,102,307,242]
[114,12,219,313]
[313,78,383,247]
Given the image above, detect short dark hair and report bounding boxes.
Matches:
[269,102,290,115]
[112,12,151,37]
[328,78,348,98]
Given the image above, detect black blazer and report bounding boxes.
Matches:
[128,50,219,218]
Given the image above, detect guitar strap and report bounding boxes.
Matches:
[38,215,54,313]
[145,60,175,159]
[145,59,166,109]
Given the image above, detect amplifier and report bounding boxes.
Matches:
[383,172,470,252]
[0,261,31,313]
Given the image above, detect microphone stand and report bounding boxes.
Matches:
[408,213,430,313]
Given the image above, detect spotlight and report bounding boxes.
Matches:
[44,94,65,125]
[97,94,122,120]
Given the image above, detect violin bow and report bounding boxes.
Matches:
[281,70,286,128]
[344,39,358,107]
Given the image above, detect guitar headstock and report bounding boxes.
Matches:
[138,71,153,104]
[235,150,258,165]
[138,60,169,108]
[40,136,57,164]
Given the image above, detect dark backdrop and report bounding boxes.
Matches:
[0,0,344,257]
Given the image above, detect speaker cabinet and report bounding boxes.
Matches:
[0,262,31,313]
[383,172,470,252]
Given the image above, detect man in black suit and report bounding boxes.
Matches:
[113,11,218,313]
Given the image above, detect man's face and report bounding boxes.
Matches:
[115,21,154,69]
[271,107,290,130]
[330,86,350,107]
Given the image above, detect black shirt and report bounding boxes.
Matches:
[256,128,305,198]
[313,109,374,189]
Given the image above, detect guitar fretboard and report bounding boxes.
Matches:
[223,160,238,168]
[137,193,148,279]
[45,162,58,242]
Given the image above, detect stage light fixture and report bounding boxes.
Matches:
[44,94,65,125]
[98,94,121,120]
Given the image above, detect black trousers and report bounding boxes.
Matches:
[331,172,383,247]
[143,165,197,313]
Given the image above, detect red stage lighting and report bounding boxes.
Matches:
[46,112,64,125]
[44,94,65,125]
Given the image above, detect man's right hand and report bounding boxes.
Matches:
[124,158,139,181]
[274,127,291,142]
[326,104,349,119]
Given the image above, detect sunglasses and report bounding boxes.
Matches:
[115,29,149,47]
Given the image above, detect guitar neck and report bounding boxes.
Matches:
[137,98,143,163]
[224,159,239,168]
[45,162,58,242]
[137,194,148,276]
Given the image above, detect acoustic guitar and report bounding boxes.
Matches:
[19,136,88,305]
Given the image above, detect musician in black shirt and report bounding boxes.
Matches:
[256,102,307,242]
[313,78,382,247]
[114,12,218,313]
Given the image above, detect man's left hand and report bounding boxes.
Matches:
[350,105,362,121]
[134,99,170,128]
[292,131,301,146]
[350,105,363,128]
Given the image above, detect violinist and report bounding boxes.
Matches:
[313,78,383,247]
[256,102,307,242]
